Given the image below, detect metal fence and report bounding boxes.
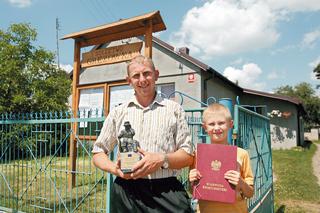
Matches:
[0,106,273,212]
[233,105,274,213]
[0,111,107,213]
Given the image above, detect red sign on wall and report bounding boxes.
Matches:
[188,73,195,83]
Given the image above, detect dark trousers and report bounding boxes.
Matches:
[111,177,192,213]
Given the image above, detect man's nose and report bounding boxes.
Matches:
[139,73,146,81]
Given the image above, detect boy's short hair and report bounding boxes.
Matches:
[203,103,232,123]
[127,54,155,74]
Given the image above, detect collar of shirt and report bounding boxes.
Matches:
[127,93,167,109]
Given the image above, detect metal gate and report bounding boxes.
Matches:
[233,105,274,213]
[0,112,107,213]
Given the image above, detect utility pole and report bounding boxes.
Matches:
[56,17,60,68]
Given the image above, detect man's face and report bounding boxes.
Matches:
[203,112,233,144]
[127,62,159,101]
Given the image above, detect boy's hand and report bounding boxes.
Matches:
[189,169,202,183]
[224,170,242,189]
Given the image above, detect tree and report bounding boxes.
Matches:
[274,82,320,130]
[0,23,71,114]
[314,63,320,89]
[314,63,320,79]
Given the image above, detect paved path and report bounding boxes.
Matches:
[312,143,320,186]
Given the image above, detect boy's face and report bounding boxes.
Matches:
[203,112,233,145]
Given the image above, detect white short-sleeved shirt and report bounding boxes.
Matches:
[92,94,193,179]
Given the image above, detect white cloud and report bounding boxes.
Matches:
[270,45,296,55]
[154,31,163,38]
[60,64,73,73]
[310,71,318,81]
[309,56,320,81]
[267,71,279,80]
[170,0,320,58]
[7,0,32,8]
[265,0,320,12]
[309,56,320,68]
[170,0,279,57]
[302,29,320,48]
[230,58,244,65]
[223,63,266,90]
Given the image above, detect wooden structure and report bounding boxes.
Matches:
[62,11,166,189]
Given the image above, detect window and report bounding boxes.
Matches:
[109,84,134,111]
[156,83,175,99]
[78,87,104,127]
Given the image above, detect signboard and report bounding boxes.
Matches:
[81,42,143,68]
[188,73,195,83]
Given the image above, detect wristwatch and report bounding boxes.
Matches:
[161,154,169,169]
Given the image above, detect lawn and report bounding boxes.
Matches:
[0,156,108,213]
[273,140,320,213]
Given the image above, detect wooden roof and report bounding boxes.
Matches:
[62,11,166,47]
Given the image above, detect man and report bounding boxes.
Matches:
[92,54,194,212]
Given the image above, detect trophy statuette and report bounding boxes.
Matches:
[118,121,141,173]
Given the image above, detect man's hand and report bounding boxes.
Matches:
[130,148,164,179]
[113,158,132,180]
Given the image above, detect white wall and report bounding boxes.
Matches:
[304,129,320,141]
[240,94,300,149]
[270,124,297,149]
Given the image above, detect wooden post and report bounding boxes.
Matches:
[68,40,80,190]
[144,19,153,58]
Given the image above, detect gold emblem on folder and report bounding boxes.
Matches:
[211,160,222,171]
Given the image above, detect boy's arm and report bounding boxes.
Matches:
[239,178,254,198]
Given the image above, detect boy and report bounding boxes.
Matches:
[189,103,254,213]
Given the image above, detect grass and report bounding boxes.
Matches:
[0,156,108,213]
[273,140,320,212]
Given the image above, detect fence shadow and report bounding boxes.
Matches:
[302,140,312,150]
[276,205,286,213]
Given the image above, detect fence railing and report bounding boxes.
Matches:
[233,105,274,213]
[0,111,107,213]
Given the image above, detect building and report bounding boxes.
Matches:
[69,35,304,149]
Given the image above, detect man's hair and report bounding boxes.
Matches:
[126,54,155,75]
[203,103,232,123]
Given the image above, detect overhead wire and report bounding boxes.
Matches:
[91,0,111,22]
[96,0,117,21]
[79,0,104,23]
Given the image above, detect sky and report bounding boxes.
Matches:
[1,0,320,95]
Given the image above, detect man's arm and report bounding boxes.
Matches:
[166,149,194,169]
[92,152,116,173]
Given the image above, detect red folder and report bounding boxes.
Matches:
[193,143,237,203]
